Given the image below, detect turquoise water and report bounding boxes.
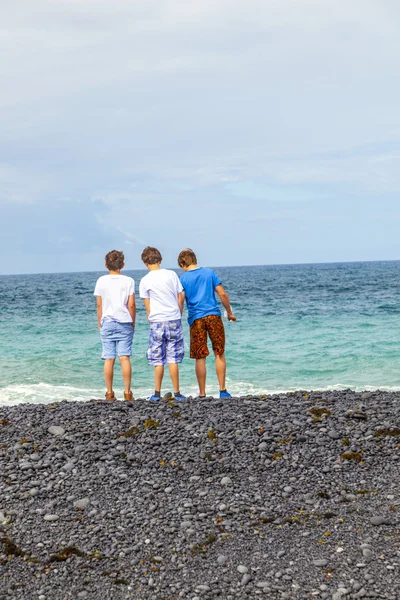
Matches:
[1,262,400,405]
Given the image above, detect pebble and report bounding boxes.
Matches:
[221,476,232,486]
[43,514,59,521]
[73,497,90,510]
[237,565,248,574]
[47,426,65,436]
[313,559,328,567]
[370,516,391,525]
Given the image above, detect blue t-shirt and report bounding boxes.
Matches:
[180,267,222,325]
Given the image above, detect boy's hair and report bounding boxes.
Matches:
[105,250,124,271]
[141,246,162,265]
[178,248,197,268]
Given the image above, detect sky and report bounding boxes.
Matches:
[1,0,400,274]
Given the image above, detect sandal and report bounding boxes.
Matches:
[105,391,116,401]
[124,391,134,401]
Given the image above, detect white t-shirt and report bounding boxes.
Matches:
[93,274,135,323]
[139,269,183,322]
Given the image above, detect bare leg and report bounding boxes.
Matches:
[104,359,115,393]
[214,352,227,391]
[168,363,180,394]
[154,365,164,392]
[119,356,132,393]
[195,358,207,396]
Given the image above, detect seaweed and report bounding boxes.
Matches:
[375,428,400,437]
[341,451,363,461]
[0,536,25,557]
[207,429,217,440]
[0,419,9,426]
[308,408,332,418]
[116,426,140,439]
[49,546,85,562]
[190,532,218,556]
[144,419,159,430]
[342,438,350,447]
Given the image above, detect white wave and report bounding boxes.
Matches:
[2,380,400,407]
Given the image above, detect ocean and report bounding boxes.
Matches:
[1,261,400,406]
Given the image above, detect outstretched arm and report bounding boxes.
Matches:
[96,296,102,329]
[128,294,136,329]
[215,284,236,321]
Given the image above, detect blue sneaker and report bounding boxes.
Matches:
[219,390,232,399]
[147,395,161,402]
[174,393,186,402]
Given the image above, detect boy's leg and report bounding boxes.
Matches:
[165,320,185,395]
[116,322,134,394]
[119,356,132,394]
[146,323,166,396]
[214,352,227,391]
[100,320,117,396]
[104,359,116,394]
[154,365,164,393]
[190,318,209,396]
[206,316,227,392]
[168,363,180,394]
[195,358,207,396]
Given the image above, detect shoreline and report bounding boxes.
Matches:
[1,390,400,599]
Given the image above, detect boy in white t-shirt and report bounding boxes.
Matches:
[94,250,136,401]
[139,246,185,401]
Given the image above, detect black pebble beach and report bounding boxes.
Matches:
[1,391,400,600]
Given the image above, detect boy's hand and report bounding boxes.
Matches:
[227,313,237,322]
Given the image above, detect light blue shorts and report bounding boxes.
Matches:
[100,320,133,359]
[147,319,184,366]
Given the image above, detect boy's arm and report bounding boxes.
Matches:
[96,296,102,329]
[143,298,151,321]
[215,284,236,322]
[178,291,185,315]
[128,294,136,329]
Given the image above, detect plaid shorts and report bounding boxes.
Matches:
[146,319,184,366]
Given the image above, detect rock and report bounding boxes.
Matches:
[313,559,328,567]
[221,476,232,486]
[237,565,248,574]
[73,497,90,510]
[217,555,228,565]
[48,426,65,436]
[43,514,59,521]
[370,516,391,526]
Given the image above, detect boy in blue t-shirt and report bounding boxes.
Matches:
[178,248,236,399]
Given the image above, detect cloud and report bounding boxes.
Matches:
[0,0,400,271]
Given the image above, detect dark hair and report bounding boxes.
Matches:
[105,250,124,271]
[177,248,197,268]
[141,246,162,265]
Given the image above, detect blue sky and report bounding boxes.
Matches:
[1,0,400,274]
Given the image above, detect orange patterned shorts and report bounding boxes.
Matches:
[190,315,225,359]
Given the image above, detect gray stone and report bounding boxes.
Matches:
[370,516,391,526]
[221,476,232,486]
[237,565,248,574]
[48,426,65,436]
[73,497,90,510]
[313,559,328,567]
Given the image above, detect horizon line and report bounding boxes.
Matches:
[1,258,400,277]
